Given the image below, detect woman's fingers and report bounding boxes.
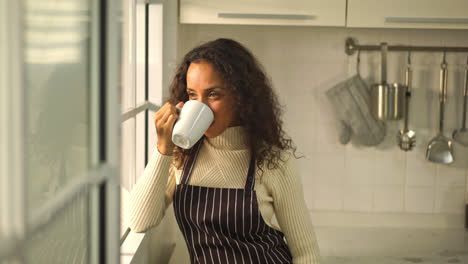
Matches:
[176,101,184,109]
[161,108,174,125]
[154,102,169,121]
[153,102,183,155]
[165,113,176,127]
[154,101,184,131]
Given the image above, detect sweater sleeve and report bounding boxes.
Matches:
[125,148,176,233]
[266,152,321,264]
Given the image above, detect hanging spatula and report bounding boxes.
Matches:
[426,52,454,164]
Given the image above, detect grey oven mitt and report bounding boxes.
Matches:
[326,75,386,146]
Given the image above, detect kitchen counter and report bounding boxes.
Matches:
[322,251,468,264]
[315,227,468,264]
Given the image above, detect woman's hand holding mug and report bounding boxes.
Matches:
[171,100,214,149]
[155,100,214,154]
[155,102,184,155]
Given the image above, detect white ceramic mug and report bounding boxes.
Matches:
[172,100,214,149]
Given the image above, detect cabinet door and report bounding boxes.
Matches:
[348,0,468,29]
[180,0,346,26]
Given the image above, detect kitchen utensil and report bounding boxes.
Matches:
[325,50,386,146]
[370,43,406,120]
[452,56,468,147]
[397,51,416,151]
[426,52,454,164]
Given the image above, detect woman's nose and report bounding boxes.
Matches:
[195,97,208,105]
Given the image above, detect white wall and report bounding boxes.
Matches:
[177,25,468,230]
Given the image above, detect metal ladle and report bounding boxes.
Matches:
[452,56,468,147]
[426,51,454,164]
[397,51,416,151]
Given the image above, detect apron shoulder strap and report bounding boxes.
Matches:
[180,137,204,185]
[244,153,256,191]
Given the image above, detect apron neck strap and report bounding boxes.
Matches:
[180,137,204,185]
[244,154,256,191]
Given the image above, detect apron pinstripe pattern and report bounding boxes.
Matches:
[173,138,293,264]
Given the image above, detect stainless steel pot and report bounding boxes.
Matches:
[370,43,405,120]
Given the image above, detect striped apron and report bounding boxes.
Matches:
[173,138,293,264]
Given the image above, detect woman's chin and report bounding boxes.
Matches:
[204,124,221,138]
[204,122,214,137]
[204,130,216,138]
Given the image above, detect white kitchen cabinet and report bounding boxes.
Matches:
[180,0,346,26]
[347,0,468,29]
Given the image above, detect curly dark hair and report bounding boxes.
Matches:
[167,38,299,175]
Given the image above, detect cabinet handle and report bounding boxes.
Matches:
[218,13,316,20]
[385,17,468,24]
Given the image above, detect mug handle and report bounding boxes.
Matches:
[175,106,182,121]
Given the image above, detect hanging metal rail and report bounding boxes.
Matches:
[345,37,468,55]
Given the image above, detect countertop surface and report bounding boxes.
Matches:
[318,227,468,264]
[323,251,468,264]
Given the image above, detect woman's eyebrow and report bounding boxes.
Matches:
[186,86,223,92]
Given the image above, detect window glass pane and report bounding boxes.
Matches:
[121,118,136,191]
[146,4,163,163]
[121,0,135,113]
[24,189,89,263]
[135,3,146,105]
[24,0,91,215]
[22,1,92,262]
[148,4,163,106]
[147,110,157,163]
[0,7,7,235]
[120,3,164,187]
[135,112,146,181]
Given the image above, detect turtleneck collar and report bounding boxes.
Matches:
[205,126,248,150]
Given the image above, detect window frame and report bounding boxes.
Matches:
[120,0,163,192]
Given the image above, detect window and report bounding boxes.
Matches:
[1,0,122,263]
[120,0,163,192]
[120,1,164,262]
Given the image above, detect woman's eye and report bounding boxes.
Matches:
[209,92,219,98]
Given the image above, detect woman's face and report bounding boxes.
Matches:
[186,60,238,138]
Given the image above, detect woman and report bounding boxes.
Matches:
[126,38,321,263]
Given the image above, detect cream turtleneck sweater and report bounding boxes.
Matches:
[126,126,321,263]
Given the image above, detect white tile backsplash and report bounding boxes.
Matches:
[405,150,437,187]
[405,186,435,213]
[310,184,343,211]
[343,185,374,212]
[179,25,468,227]
[436,165,466,187]
[312,153,345,185]
[374,185,405,212]
[315,120,346,154]
[344,156,376,185]
[375,149,406,186]
[435,186,466,214]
